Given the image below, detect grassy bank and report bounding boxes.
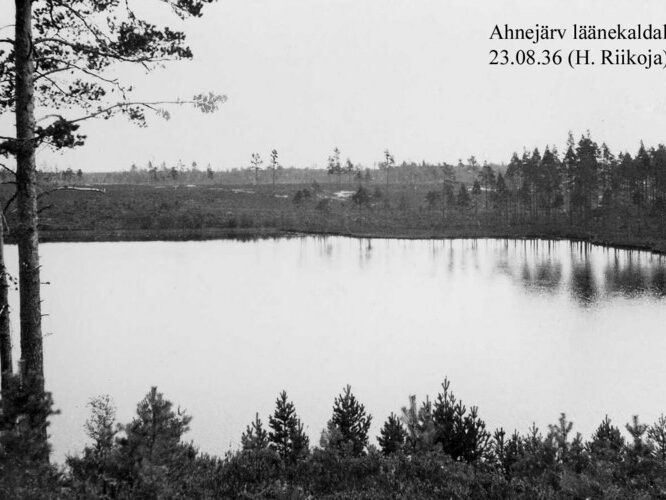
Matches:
[4,182,666,253]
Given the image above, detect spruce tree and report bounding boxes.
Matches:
[378,413,406,455]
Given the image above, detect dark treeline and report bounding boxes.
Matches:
[3,379,666,498]
[468,132,666,230]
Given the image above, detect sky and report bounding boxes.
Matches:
[2,0,666,171]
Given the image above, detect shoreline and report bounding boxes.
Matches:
[13,226,666,255]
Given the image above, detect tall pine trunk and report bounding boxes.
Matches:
[15,0,45,394]
[0,215,12,394]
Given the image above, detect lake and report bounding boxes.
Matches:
[6,237,666,461]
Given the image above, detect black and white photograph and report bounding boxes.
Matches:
[2,0,666,497]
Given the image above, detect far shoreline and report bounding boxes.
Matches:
[11,226,666,256]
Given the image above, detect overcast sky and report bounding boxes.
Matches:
[2,0,666,171]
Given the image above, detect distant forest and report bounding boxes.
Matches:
[30,132,666,245]
[41,132,666,225]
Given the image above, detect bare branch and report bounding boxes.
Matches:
[36,73,70,97]
[35,60,122,88]
[0,164,15,177]
[3,191,17,215]
[42,99,192,125]
[1,213,9,233]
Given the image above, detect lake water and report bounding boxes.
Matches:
[5,237,666,461]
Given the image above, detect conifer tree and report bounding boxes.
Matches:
[1,1,225,457]
[401,394,437,452]
[648,414,666,462]
[378,413,406,455]
[327,147,342,185]
[324,385,372,456]
[492,428,522,479]
[84,395,117,457]
[241,413,269,451]
[626,415,653,462]
[432,378,490,462]
[495,172,508,220]
[381,149,395,195]
[115,387,194,497]
[457,183,470,207]
[250,153,263,185]
[547,413,578,466]
[269,149,280,192]
[479,162,496,209]
[588,415,624,462]
[67,395,118,495]
[268,391,309,462]
[561,132,577,218]
[121,387,192,467]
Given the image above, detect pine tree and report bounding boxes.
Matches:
[495,173,508,219]
[116,387,194,497]
[432,378,490,462]
[326,148,343,185]
[547,413,573,464]
[648,414,666,462]
[268,391,309,462]
[401,395,437,452]
[122,387,191,464]
[241,413,269,451]
[67,395,119,496]
[589,415,624,462]
[493,428,523,479]
[472,179,482,196]
[378,413,406,455]
[84,395,117,457]
[457,183,471,207]
[573,133,599,219]
[479,162,496,209]
[0,375,56,467]
[324,385,372,456]
[626,415,653,462]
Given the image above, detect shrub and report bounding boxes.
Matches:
[352,186,371,207]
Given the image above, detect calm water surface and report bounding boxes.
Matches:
[6,237,666,461]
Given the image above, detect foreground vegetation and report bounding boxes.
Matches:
[3,378,666,498]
